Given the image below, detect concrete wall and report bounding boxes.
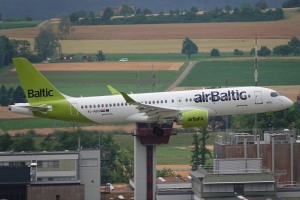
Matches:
[27,184,84,200]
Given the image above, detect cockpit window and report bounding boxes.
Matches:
[270,92,281,97]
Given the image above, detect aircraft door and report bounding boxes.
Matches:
[255,91,263,104]
[70,102,79,116]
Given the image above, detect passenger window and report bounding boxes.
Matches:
[89,105,92,108]
[81,105,84,109]
[161,100,163,103]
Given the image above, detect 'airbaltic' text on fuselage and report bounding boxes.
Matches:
[194,90,247,103]
[28,89,54,98]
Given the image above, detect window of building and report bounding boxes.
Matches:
[81,158,98,167]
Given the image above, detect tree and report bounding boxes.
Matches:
[57,16,73,39]
[143,8,152,15]
[198,127,212,166]
[0,36,14,67]
[13,86,27,103]
[255,0,268,10]
[24,15,33,21]
[10,39,32,58]
[12,130,36,152]
[69,12,80,23]
[0,133,13,151]
[211,48,220,57]
[120,4,135,17]
[190,6,198,14]
[181,37,198,58]
[234,49,244,56]
[288,36,300,56]
[34,24,61,60]
[258,46,271,56]
[273,45,293,56]
[224,5,232,14]
[102,7,114,21]
[0,85,9,106]
[96,50,105,61]
[191,133,201,171]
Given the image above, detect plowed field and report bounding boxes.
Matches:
[1,13,300,39]
[11,62,184,71]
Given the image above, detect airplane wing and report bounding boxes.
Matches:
[120,92,180,121]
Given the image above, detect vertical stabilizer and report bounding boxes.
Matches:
[12,58,66,104]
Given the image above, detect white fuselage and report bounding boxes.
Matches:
[65,86,292,123]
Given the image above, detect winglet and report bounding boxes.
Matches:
[107,85,120,95]
[120,92,136,104]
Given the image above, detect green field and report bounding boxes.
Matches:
[0,70,180,96]
[0,21,40,29]
[180,59,300,87]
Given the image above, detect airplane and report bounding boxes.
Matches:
[9,58,293,136]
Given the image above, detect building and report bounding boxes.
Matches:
[190,159,276,199]
[0,149,100,200]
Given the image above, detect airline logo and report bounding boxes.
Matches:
[27,88,54,98]
[194,90,247,103]
[188,116,204,122]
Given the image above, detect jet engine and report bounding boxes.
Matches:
[177,109,208,128]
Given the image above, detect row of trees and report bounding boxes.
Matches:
[0,85,26,106]
[70,2,283,26]
[181,36,300,58]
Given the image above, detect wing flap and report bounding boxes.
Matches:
[120,92,179,122]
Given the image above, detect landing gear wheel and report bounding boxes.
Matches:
[153,126,164,136]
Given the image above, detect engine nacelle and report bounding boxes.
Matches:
[177,109,208,128]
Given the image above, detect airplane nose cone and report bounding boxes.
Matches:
[284,97,294,109]
[8,105,11,111]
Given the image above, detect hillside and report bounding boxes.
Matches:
[0,0,285,20]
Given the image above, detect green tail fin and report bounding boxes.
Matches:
[12,58,66,104]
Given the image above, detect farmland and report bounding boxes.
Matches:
[0,9,300,54]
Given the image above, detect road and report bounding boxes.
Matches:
[166,61,197,91]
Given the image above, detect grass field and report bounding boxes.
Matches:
[0,70,180,96]
[180,59,300,87]
[0,21,40,29]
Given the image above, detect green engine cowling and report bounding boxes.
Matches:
[177,109,208,128]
